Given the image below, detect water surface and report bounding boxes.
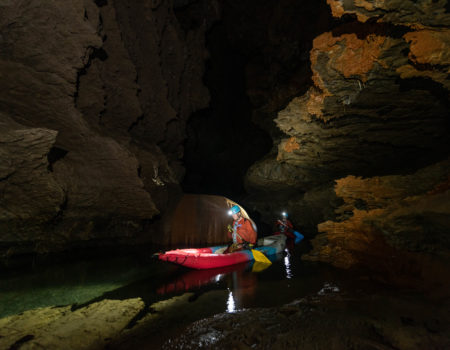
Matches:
[0,241,387,347]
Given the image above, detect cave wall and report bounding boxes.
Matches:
[1,0,449,267]
[244,0,450,272]
[0,0,218,257]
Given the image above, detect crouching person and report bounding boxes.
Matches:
[217,205,257,254]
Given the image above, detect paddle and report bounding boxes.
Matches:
[251,248,272,264]
[252,260,271,272]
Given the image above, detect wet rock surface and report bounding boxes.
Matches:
[0,298,144,350]
[2,288,448,350]
[162,293,450,350]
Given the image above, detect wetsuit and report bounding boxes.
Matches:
[228,217,257,244]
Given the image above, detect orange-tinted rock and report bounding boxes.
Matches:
[283,137,301,153]
[247,13,448,193]
[326,0,450,27]
[310,209,385,268]
[404,30,450,65]
[397,29,450,91]
[303,159,450,289]
[326,0,371,22]
[306,88,329,117]
[326,0,345,18]
[354,0,375,11]
[312,32,386,83]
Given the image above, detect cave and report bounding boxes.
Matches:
[0,0,449,349]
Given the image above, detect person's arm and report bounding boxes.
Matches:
[279,219,294,231]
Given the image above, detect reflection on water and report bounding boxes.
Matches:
[0,240,368,349]
[0,243,331,318]
[0,256,161,318]
[284,248,293,279]
[2,240,446,350]
[226,289,236,313]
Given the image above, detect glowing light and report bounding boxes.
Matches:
[283,248,292,279]
[214,274,223,283]
[282,211,287,216]
[226,290,236,313]
[228,210,232,216]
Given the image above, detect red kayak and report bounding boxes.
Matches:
[158,235,287,269]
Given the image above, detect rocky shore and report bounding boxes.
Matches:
[1,288,448,350]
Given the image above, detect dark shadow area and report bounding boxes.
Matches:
[181,20,272,199]
[47,146,68,172]
[181,0,334,200]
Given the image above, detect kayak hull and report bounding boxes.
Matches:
[158,234,288,269]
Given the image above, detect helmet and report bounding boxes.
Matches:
[282,211,288,218]
[228,205,241,215]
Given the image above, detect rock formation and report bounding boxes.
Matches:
[245,0,449,273]
[163,293,450,350]
[303,159,450,290]
[0,0,218,257]
[0,298,144,350]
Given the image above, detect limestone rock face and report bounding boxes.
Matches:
[220,0,333,134]
[247,25,449,191]
[326,0,450,26]
[0,0,214,256]
[0,116,64,243]
[244,0,449,271]
[303,159,450,271]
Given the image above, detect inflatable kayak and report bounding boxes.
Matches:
[158,234,288,270]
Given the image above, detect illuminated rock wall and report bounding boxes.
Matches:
[244,0,450,270]
[0,0,217,255]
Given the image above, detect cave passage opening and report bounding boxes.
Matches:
[181,18,273,200]
[180,0,334,201]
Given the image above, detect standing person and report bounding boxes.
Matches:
[274,212,295,238]
[227,205,257,252]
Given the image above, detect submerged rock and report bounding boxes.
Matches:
[0,298,144,350]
